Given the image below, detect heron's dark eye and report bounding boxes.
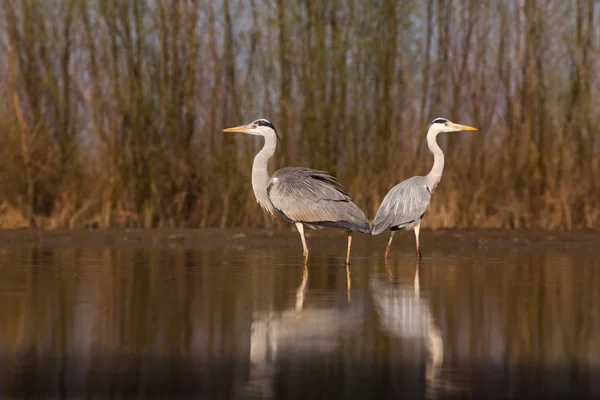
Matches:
[444,122,448,126]
[252,124,258,129]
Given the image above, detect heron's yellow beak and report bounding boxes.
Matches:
[450,123,478,131]
[223,124,252,133]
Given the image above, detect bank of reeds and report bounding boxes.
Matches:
[0,0,598,230]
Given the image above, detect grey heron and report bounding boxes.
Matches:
[371,118,477,259]
[223,118,370,264]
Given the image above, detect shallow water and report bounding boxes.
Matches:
[0,229,599,399]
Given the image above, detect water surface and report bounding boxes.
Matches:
[0,229,599,399]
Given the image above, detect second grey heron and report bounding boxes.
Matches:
[223,119,370,264]
[371,118,477,259]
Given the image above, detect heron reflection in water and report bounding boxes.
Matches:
[246,265,363,398]
[369,261,444,394]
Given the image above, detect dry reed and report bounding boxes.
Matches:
[0,0,597,230]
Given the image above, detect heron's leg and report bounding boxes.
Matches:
[295,222,309,264]
[414,221,422,259]
[384,231,395,260]
[345,230,353,265]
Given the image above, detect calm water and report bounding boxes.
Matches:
[0,229,599,399]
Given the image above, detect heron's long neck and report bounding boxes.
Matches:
[252,133,277,215]
[425,129,444,192]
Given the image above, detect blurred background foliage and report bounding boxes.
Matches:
[0,0,597,229]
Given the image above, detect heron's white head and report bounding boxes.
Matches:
[427,118,478,134]
[223,118,281,141]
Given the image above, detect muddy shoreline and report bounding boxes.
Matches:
[0,228,597,251]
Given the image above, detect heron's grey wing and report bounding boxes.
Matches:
[370,176,431,235]
[267,167,370,233]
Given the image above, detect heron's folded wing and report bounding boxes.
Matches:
[371,177,431,234]
[267,167,368,228]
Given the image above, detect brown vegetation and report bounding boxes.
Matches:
[0,0,598,230]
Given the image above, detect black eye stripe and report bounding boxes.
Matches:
[251,119,281,142]
[254,119,276,130]
[432,118,449,124]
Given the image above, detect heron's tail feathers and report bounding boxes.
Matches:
[370,207,394,235]
[369,222,388,236]
[345,201,371,234]
[346,218,371,234]
[306,201,371,234]
[335,201,371,233]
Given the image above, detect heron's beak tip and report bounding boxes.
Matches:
[453,123,478,132]
[222,124,251,133]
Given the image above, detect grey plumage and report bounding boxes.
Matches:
[370,176,430,235]
[371,118,477,259]
[268,167,370,234]
[223,118,370,263]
